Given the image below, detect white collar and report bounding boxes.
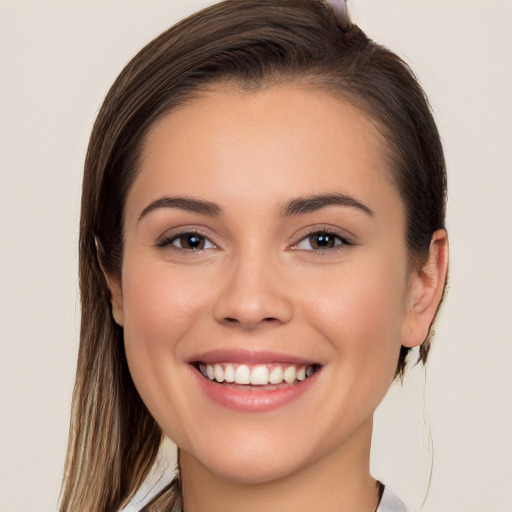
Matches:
[120,437,176,512]
[377,485,414,512]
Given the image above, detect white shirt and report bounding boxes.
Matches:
[122,437,413,512]
[121,437,176,512]
[377,486,413,512]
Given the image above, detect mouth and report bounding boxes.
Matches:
[193,361,322,388]
[188,349,322,412]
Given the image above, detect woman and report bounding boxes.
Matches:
[59,1,448,510]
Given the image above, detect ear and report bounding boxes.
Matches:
[400,229,448,348]
[95,237,125,327]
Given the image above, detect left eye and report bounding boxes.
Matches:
[168,233,215,251]
[294,231,348,251]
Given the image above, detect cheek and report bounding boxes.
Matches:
[122,260,209,343]
[119,259,211,403]
[301,255,407,378]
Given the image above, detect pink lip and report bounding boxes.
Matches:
[187,348,317,366]
[187,348,321,413]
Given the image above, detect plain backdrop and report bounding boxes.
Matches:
[1,1,511,511]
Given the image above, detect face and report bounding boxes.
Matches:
[112,84,417,484]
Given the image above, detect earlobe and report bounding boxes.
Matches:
[95,237,125,327]
[106,276,125,327]
[401,229,448,348]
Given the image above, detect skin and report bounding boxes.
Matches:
[106,84,448,512]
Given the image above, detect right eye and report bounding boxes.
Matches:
[157,232,216,251]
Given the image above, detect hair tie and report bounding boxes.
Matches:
[324,0,353,32]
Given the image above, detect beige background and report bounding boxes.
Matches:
[1,1,511,511]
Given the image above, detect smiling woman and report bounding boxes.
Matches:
[59,1,448,511]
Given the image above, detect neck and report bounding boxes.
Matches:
[180,419,380,512]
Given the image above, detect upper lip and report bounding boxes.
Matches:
[187,348,319,366]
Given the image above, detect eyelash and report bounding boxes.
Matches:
[156,230,216,251]
[291,229,353,254]
[156,228,353,254]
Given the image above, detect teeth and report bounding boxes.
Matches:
[283,366,297,384]
[200,363,317,385]
[234,364,251,384]
[269,366,284,384]
[214,364,225,383]
[224,363,235,383]
[250,365,269,385]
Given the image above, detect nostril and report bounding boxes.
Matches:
[222,316,279,327]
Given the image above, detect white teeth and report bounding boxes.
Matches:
[214,364,225,383]
[224,363,235,383]
[283,366,297,384]
[250,365,269,385]
[234,364,251,384]
[200,363,318,385]
[269,366,284,384]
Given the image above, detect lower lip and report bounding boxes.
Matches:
[191,366,319,412]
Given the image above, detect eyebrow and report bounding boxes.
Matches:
[138,196,222,221]
[138,192,374,222]
[281,193,374,217]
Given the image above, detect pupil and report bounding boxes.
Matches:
[185,234,204,249]
[313,234,334,249]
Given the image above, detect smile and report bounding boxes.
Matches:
[196,362,320,387]
[189,350,322,412]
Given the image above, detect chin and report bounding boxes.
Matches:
[180,429,317,486]
[203,455,306,486]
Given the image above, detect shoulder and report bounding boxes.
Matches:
[377,486,415,512]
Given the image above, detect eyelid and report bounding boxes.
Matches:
[155,226,218,250]
[289,226,355,252]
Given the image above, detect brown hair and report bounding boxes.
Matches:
[60,1,447,510]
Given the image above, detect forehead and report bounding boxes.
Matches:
[128,83,401,223]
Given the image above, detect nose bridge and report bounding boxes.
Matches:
[213,242,293,329]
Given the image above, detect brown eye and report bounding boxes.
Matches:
[169,233,214,250]
[309,233,336,250]
[294,231,350,252]
[178,234,204,250]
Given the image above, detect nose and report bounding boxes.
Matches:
[213,252,294,330]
